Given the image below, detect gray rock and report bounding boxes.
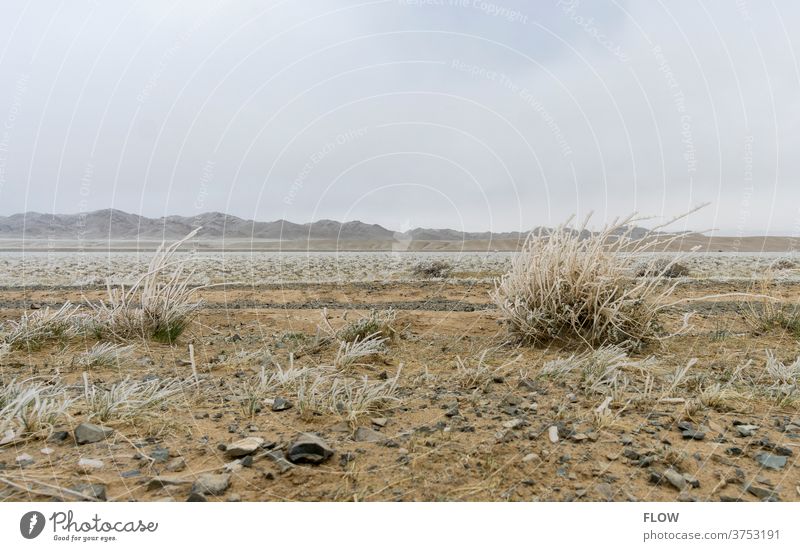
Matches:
[287,433,334,464]
[150,448,169,463]
[735,424,759,437]
[262,449,293,473]
[755,453,787,470]
[191,473,230,496]
[744,483,778,500]
[596,483,615,501]
[371,417,388,427]
[15,453,34,467]
[663,468,687,491]
[147,477,190,492]
[354,427,384,442]
[77,458,104,473]
[71,483,107,501]
[271,397,292,411]
[681,429,706,441]
[547,426,559,443]
[166,457,187,472]
[224,436,264,458]
[74,423,114,445]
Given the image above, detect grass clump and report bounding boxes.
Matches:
[89,230,202,344]
[635,257,690,278]
[490,212,697,347]
[412,260,453,279]
[0,378,74,436]
[77,342,135,368]
[82,374,185,422]
[1,303,83,350]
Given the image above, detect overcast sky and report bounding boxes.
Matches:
[1,1,799,235]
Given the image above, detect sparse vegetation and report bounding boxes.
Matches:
[491,213,694,347]
[77,342,135,368]
[0,379,74,435]
[88,230,202,343]
[635,257,690,278]
[82,374,186,422]
[1,303,83,350]
[412,260,453,279]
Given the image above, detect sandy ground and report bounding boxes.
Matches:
[1,256,799,502]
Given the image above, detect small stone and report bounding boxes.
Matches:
[744,483,778,500]
[147,477,190,492]
[40,447,54,456]
[445,406,460,418]
[187,492,207,502]
[223,459,243,473]
[681,429,706,441]
[663,468,687,491]
[371,417,388,427]
[502,419,524,430]
[48,431,69,444]
[191,473,230,496]
[15,453,34,467]
[354,427,384,442]
[596,483,615,501]
[121,470,141,478]
[287,433,334,464]
[71,483,107,501]
[74,423,114,445]
[0,430,16,446]
[225,436,264,458]
[262,450,293,473]
[735,424,759,437]
[570,433,588,442]
[622,449,640,461]
[522,453,540,463]
[226,493,242,502]
[150,448,169,463]
[755,453,787,470]
[271,397,292,411]
[166,457,187,472]
[548,426,559,443]
[77,458,104,473]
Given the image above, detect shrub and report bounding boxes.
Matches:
[1,303,82,350]
[412,260,453,279]
[635,257,690,278]
[491,213,692,347]
[89,230,202,343]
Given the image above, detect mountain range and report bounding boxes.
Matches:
[0,209,533,241]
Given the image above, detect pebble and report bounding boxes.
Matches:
[735,424,759,437]
[39,447,54,456]
[271,397,292,411]
[77,458,104,473]
[224,436,264,458]
[522,453,540,463]
[354,427,384,443]
[15,453,34,467]
[191,473,231,496]
[371,417,388,427]
[286,433,334,464]
[755,453,788,470]
[74,423,114,445]
[502,419,524,430]
[663,468,687,491]
[548,426,559,443]
[166,457,187,472]
[71,483,107,501]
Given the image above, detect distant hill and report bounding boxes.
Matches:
[0,209,666,242]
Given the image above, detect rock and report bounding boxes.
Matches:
[74,423,114,445]
[522,453,540,463]
[735,424,759,437]
[226,493,242,502]
[191,473,230,496]
[187,492,207,502]
[48,431,69,444]
[286,433,334,464]
[548,426,559,443]
[570,433,588,442]
[755,453,787,470]
[223,460,243,473]
[15,453,34,467]
[371,417,388,427]
[40,447,54,455]
[71,483,107,501]
[271,397,292,411]
[744,483,778,500]
[150,448,169,463]
[502,419,524,430]
[622,449,640,461]
[121,470,141,478]
[0,430,15,446]
[262,450,293,473]
[596,483,615,501]
[224,436,264,458]
[681,429,706,441]
[77,458,104,473]
[166,457,187,472]
[663,469,687,491]
[354,427,384,443]
[147,477,190,492]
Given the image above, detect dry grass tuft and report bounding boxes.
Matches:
[490,212,699,347]
[1,303,83,350]
[412,260,453,279]
[88,230,202,343]
[82,374,186,422]
[77,342,135,368]
[0,378,74,435]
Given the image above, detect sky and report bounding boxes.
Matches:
[0,0,799,236]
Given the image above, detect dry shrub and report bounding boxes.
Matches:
[89,230,202,343]
[490,213,696,347]
[1,303,83,350]
[635,257,690,278]
[412,260,453,279]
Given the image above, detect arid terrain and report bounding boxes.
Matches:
[1,250,799,502]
